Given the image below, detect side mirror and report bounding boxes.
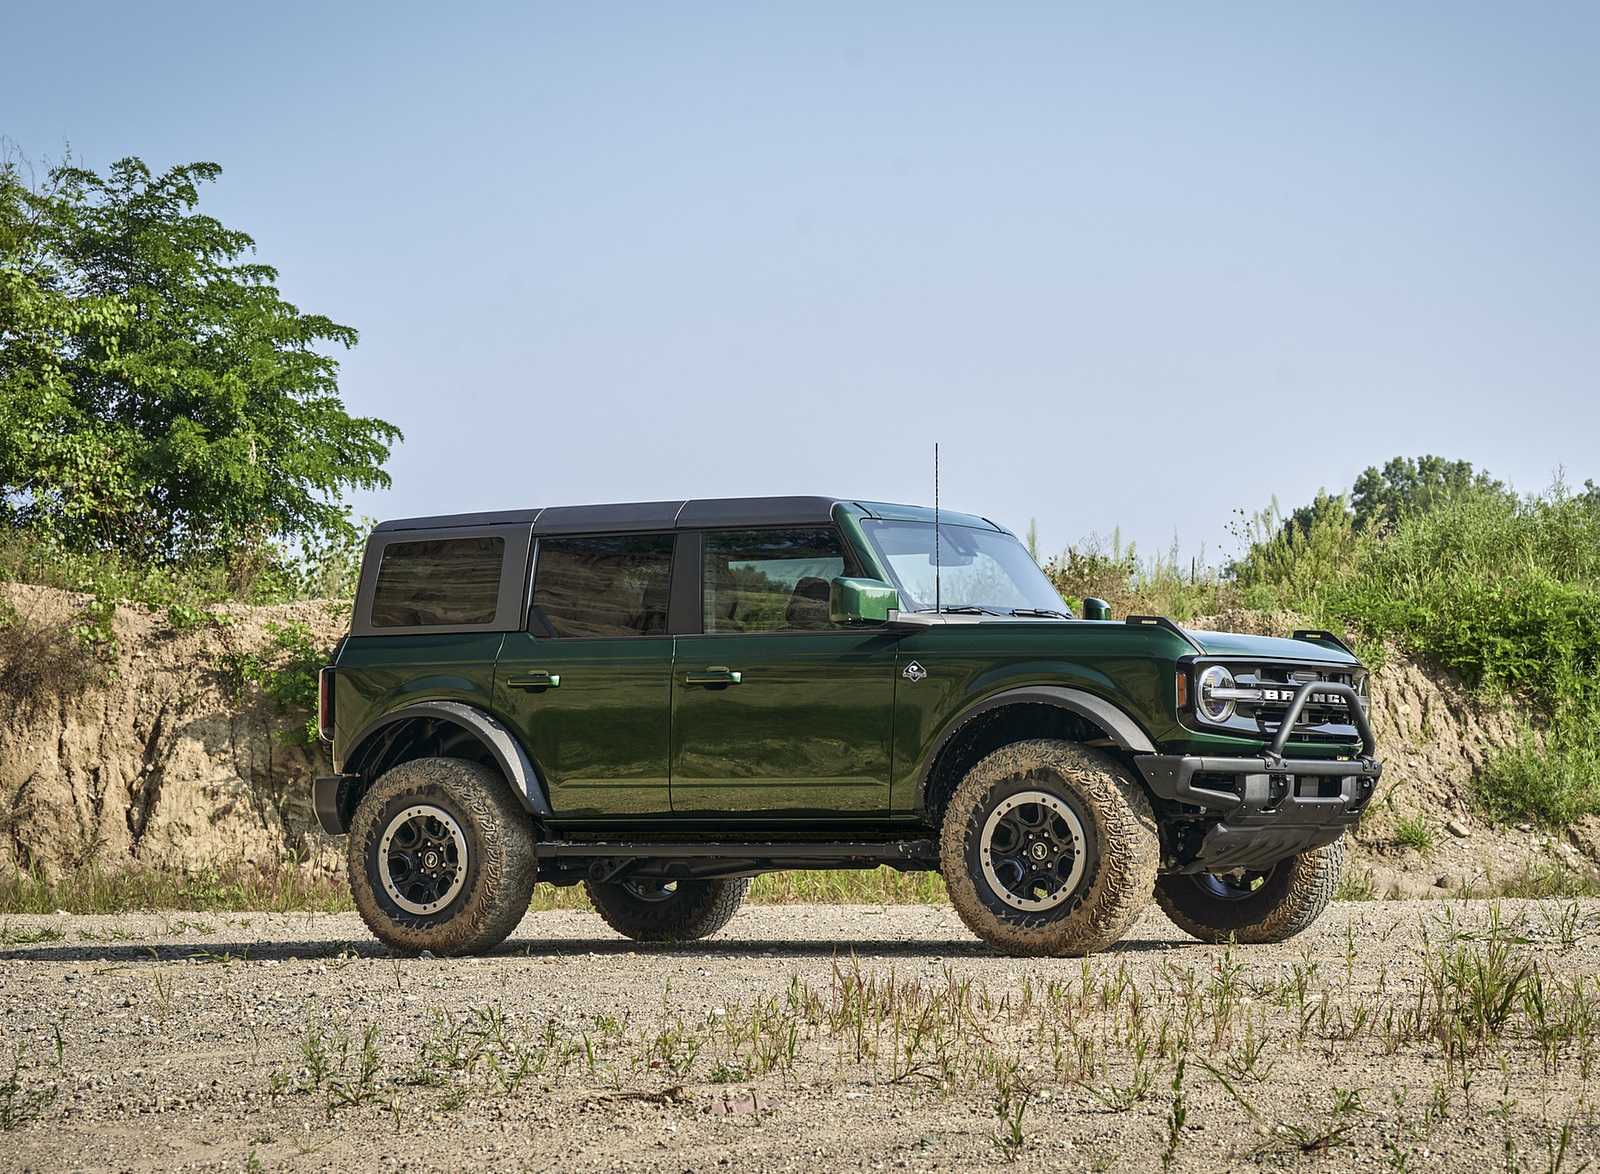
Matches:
[830,577,900,624]
[1083,597,1112,621]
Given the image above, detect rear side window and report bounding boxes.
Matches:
[371,536,505,627]
[531,534,674,638]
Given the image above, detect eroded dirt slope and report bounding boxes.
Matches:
[0,584,347,876]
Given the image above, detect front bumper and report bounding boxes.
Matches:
[1136,677,1383,872]
[1135,752,1381,870]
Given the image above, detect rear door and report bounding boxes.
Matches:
[494,533,675,821]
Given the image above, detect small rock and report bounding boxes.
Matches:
[1446,818,1471,839]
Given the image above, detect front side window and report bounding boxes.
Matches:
[702,528,856,633]
[860,520,1069,616]
[530,534,674,637]
[371,536,505,627]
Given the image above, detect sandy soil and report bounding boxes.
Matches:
[2,899,1598,1172]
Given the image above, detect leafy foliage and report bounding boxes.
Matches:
[1225,460,1600,826]
[1325,483,1600,723]
[1474,730,1600,828]
[0,143,399,566]
[229,621,327,743]
[1229,492,1358,603]
[1350,454,1507,532]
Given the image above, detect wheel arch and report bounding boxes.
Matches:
[340,701,553,830]
[916,687,1156,828]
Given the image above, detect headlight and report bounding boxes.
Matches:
[1196,665,1236,722]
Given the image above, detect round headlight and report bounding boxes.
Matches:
[1197,665,1236,722]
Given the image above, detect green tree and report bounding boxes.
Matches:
[1349,454,1505,532]
[0,145,400,564]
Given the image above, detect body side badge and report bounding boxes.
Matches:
[902,661,928,683]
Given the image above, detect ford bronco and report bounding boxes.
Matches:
[314,496,1381,957]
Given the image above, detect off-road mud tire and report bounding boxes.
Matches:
[940,739,1158,957]
[349,757,538,956]
[584,876,751,943]
[1154,837,1345,944]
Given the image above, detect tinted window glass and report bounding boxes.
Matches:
[370,536,505,627]
[531,535,674,637]
[703,528,854,633]
[860,520,1068,615]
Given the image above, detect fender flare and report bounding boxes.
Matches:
[345,700,554,821]
[915,685,1156,815]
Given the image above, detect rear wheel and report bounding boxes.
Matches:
[584,876,750,942]
[940,739,1158,957]
[1154,838,1345,944]
[349,758,538,956]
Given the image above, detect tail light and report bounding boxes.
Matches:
[318,666,336,743]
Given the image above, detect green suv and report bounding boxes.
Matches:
[315,496,1380,957]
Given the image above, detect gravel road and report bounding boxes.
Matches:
[2,899,1597,1172]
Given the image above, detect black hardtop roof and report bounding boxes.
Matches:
[372,495,1004,535]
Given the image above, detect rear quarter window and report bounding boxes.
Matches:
[371,537,505,627]
[351,524,532,635]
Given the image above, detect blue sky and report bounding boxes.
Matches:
[6,2,1597,566]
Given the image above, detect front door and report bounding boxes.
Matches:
[669,527,899,819]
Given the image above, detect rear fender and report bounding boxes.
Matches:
[345,701,553,821]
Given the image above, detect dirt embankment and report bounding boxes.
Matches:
[2,587,1596,888]
[0,583,347,877]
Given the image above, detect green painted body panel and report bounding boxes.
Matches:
[1184,629,1353,660]
[332,633,504,771]
[885,622,1179,814]
[670,630,899,819]
[493,632,672,820]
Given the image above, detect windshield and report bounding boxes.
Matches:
[859,519,1071,616]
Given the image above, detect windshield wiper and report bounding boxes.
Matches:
[1009,608,1072,619]
[913,605,1004,616]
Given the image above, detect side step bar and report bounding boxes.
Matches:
[534,839,939,883]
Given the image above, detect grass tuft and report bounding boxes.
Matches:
[0,861,352,916]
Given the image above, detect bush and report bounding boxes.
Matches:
[1043,529,1236,621]
[228,621,328,744]
[1475,731,1600,827]
[1229,470,1600,828]
[1326,486,1600,723]
[0,599,111,714]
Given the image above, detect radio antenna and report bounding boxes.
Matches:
[934,442,941,613]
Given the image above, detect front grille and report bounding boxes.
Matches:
[1245,667,1360,739]
[1190,660,1367,744]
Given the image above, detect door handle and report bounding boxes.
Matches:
[684,667,742,686]
[507,672,561,691]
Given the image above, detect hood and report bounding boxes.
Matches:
[1184,628,1361,665]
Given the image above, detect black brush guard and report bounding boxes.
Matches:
[1136,681,1382,873]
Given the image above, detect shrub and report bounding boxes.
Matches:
[1474,731,1600,827]
[0,599,110,715]
[229,621,328,744]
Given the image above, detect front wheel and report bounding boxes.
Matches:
[939,739,1158,957]
[348,758,538,956]
[1153,838,1345,944]
[584,876,750,942]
